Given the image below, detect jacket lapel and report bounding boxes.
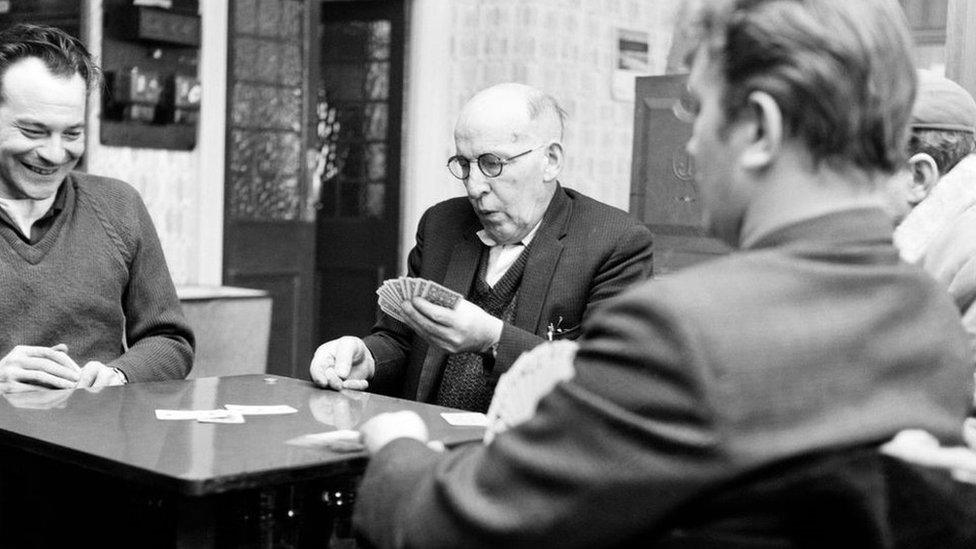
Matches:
[414,188,572,401]
[516,187,571,335]
[415,228,483,402]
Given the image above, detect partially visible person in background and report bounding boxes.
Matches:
[880,71,976,484]
[0,24,193,393]
[887,70,976,356]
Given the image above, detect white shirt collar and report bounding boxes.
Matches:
[0,194,57,239]
[476,219,543,247]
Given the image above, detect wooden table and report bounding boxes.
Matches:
[0,374,485,548]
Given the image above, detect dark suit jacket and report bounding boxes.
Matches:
[364,185,653,402]
[353,208,975,548]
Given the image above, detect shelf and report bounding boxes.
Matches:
[100,120,196,150]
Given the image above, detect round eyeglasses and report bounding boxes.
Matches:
[446,143,547,180]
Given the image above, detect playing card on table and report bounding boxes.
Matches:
[441,412,489,427]
[155,409,235,421]
[224,404,298,415]
[197,411,246,424]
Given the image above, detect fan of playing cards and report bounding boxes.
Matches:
[376,277,463,323]
[483,340,578,444]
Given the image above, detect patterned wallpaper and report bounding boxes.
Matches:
[86,148,198,285]
[86,0,683,285]
[447,0,683,211]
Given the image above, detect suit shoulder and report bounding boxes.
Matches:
[563,187,645,229]
[627,253,750,304]
[426,196,471,215]
[422,196,477,225]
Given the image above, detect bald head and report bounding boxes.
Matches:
[451,83,567,245]
[455,83,566,145]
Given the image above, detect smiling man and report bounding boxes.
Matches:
[310,82,653,412]
[0,24,193,393]
[348,1,976,546]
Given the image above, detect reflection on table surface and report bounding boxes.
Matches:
[0,374,485,495]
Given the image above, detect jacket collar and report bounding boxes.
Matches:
[748,207,894,251]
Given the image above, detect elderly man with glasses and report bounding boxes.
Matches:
[309,82,652,412]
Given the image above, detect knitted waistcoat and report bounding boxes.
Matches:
[434,244,530,412]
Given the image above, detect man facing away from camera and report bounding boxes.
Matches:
[349,0,976,547]
[0,24,193,393]
[310,82,653,413]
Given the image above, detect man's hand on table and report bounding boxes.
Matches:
[76,361,126,389]
[882,422,976,484]
[310,336,373,391]
[400,297,503,354]
[359,411,429,454]
[0,344,81,393]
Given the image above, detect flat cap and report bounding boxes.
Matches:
[912,70,976,134]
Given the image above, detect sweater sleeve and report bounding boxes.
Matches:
[108,193,194,381]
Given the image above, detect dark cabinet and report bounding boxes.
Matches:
[629,74,730,276]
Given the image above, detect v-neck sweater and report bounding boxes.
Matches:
[0,172,194,381]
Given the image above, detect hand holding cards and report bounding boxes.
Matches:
[376,277,462,323]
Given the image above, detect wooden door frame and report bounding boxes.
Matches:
[311,0,406,343]
[222,0,316,378]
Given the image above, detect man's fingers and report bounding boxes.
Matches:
[323,367,345,391]
[76,364,98,388]
[310,365,328,388]
[311,338,373,391]
[963,418,976,449]
[359,411,428,453]
[17,356,80,383]
[401,300,440,334]
[401,301,455,349]
[26,347,81,373]
[332,338,362,378]
[408,298,452,325]
[91,366,116,389]
[15,368,77,390]
[396,309,424,337]
[952,468,976,484]
[341,379,368,391]
[310,349,336,388]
